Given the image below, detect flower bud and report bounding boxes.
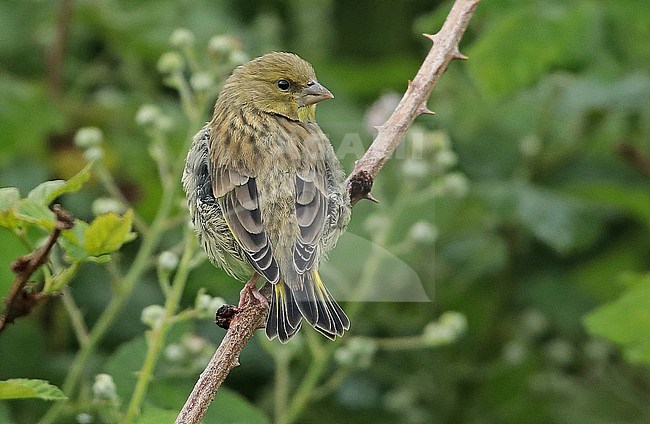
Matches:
[141,304,165,328]
[170,28,195,48]
[158,251,179,272]
[93,373,117,401]
[157,51,184,74]
[74,127,103,148]
[409,220,438,245]
[135,104,161,127]
[83,147,104,162]
[208,35,238,57]
[190,72,213,92]
[441,172,469,198]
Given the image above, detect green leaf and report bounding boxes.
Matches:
[467,2,599,97]
[0,379,66,401]
[515,185,604,255]
[84,210,137,256]
[585,274,650,365]
[0,187,20,211]
[60,220,90,261]
[26,163,93,205]
[0,187,20,228]
[14,199,56,230]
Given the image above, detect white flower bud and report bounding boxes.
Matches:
[135,104,161,127]
[83,147,104,162]
[422,311,467,346]
[158,251,179,272]
[195,293,212,311]
[334,337,376,368]
[502,340,527,364]
[74,127,103,148]
[228,50,249,66]
[76,413,93,424]
[165,343,184,362]
[182,335,207,354]
[141,304,165,328]
[170,28,195,48]
[434,150,458,169]
[157,51,184,74]
[402,159,429,178]
[409,220,438,244]
[208,35,238,57]
[92,373,117,401]
[441,172,469,198]
[190,72,213,92]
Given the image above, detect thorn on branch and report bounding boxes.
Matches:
[417,105,436,116]
[423,33,438,43]
[452,49,469,60]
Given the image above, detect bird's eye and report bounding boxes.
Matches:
[276,79,291,91]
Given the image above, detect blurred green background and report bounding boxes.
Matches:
[1,0,650,423]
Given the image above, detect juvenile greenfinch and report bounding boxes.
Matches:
[183,52,350,343]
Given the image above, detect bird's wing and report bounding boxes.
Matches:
[293,167,328,275]
[213,165,280,284]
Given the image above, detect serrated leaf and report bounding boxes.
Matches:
[0,379,66,401]
[14,198,56,230]
[60,221,90,261]
[84,210,136,256]
[585,274,650,365]
[27,163,92,205]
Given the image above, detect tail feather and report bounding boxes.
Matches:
[266,284,302,343]
[293,271,350,339]
[266,271,349,343]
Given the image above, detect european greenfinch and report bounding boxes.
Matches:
[183,52,350,343]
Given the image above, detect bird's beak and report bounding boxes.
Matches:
[299,82,334,107]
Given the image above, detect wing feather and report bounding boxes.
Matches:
[215,165,280,284]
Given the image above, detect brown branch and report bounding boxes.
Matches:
[174,288,268,424]
[175,0,480,422]
[0,205,74,332]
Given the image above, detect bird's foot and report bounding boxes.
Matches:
[238,274,268,308]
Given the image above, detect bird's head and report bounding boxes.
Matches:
[225,52,333,123]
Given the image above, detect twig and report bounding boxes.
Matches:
[174,0,480,422]
[0,205,74,332]
[174,291,268,424]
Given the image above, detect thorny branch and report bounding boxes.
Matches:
[0,205,74,332]
[175,0,480,422]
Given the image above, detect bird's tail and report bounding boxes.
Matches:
[266,271,350,343]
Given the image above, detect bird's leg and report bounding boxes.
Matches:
[238,273,269,308]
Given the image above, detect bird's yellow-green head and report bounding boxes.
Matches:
[221,52,333,123]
